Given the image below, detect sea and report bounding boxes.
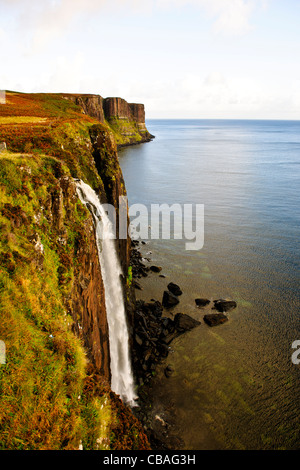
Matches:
[118,119,300,450]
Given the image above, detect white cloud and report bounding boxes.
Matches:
[157,0,269,35]
[0,0,149,53]
[203,72,228,87]
[1,0,270,46]
[2,0,297,119]
[209,0,254,35]
[46,53,85,91]
[131,70,297,119]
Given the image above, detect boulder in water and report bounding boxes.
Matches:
[164,364,175,378]
[203,313,228,327]
[195,298,210,308]
[167,282,182,296]
[174,313,201,332]
[162,290,180,308]
[145,300,163,318]
[150,265,162,273]
[133,280,143,290]
[214,299,237,312]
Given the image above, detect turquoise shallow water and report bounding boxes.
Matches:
[119,119,300,450]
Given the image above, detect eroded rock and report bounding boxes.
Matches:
[167,282,182,296]
[164,365,174,378]
[133,300,201,383]
[195,298,210,308]
[203,313,228,327]
[174,313,201,331]
[150,265,162,273]
[162,290,180,308]
[214,299,237,312]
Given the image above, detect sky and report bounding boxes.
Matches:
[0,0,300,119]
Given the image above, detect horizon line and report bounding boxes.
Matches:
[146,117,300,122]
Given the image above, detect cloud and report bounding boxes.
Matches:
[0,0,151,53]
[1,0,270,46]
[3,0,289,120]
[203,72,228,87]
[157,0,269,35]
[131,69,297,120]
[0,0,106,51]
[209,0,255,35]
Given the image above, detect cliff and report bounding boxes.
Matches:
[0,91,151,450]
[62,93,154,147]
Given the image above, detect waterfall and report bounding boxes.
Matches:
[75,180,137,407]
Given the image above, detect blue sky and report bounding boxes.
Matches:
[0,0,300,119]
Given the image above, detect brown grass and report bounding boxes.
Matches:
[0,116,49,125]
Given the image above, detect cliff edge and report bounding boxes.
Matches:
[0,91,151,450]
[62,93,154,147]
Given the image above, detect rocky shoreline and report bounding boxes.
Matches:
[129,239,237,449]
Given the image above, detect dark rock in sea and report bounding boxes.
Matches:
[162,290,180,308]
[144,300,163,318]
[167,282,182,296]
[213,299,237,312]
[133,299,201,384]
[162,330,179,345]
[195,298,210,308]
[156,342,170,358]
[164,364,174,378]
[174,313,201,332]
[150,265,162,273]
[133,280,143,290]
[130,245,149,278]
[203,313,228,327]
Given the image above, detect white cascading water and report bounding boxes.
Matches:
[75,179,137,407]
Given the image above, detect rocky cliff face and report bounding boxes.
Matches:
[64,93,154,147]
[104,97,130,120]
[88,124,130,271]
[63,93,105,123]
[56,176,110,379]
[0,91,151,450]
[104,98,145,124]
[103,97,153,146]
[129,103,145,123]
[0,92,139,379]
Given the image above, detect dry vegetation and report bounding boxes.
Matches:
[0,92,150,450]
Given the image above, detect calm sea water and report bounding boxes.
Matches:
[119,120,300,450]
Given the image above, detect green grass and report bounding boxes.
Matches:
[106,117,143,145]
[0,151,149,449]
[0,152,87,448]
[0,91,151,450]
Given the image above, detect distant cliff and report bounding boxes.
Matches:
[62,93,154,146]
[0,91,151,450]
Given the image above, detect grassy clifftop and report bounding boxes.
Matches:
[0,92,150,450]
[0,92,111,188]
